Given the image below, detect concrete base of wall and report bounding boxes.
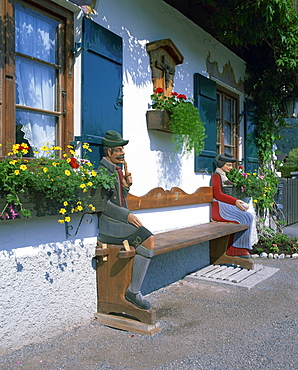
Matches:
[0,239,98,356]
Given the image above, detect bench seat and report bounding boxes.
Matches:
[153,221,248,256]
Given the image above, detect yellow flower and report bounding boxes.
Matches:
[65,170,71,176]
[7,152,13,156]
[54,146,62,151]
[41,145,49,151]
[82,143,89,149]
[69,150,75,155]
[67,145,74,149]
[63,201,68,206]
[20,164,27,171]
[9,160,17,165]
[65,216,71,223]
[87,182,93,187]
[79,183,86,188]
[59,208,67,214]
[77,201,82,205]
[253,199,258,203]
[43,167,48,173]
[22,149,29,155]
[63,153,68,158]
[14,170,20,175]
[66,158,71,163]
[58,219,65,224]
[52,162,59,167]
[77,205,83,211]
[89,204,96,211]
[83,188,87,193]
[86,162,92,167]
[91,170,97,177]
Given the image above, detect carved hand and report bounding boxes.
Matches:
[236,199,247,212]
[128,213,143,227]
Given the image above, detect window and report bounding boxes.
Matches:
[0,0,74,157]
[216,88,238,158]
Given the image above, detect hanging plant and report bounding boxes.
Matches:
[149,87,206,156]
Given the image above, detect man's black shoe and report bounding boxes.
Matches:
[125,289,151,310]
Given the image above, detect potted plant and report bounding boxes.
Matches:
[146,87,206,156]
[226,166,279,213]
[0,143,116,223]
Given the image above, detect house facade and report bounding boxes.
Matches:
[0,0,258,353]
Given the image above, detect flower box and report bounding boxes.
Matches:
[0,187,108,220]
[146,110,171,133]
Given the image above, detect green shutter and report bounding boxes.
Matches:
[78,17,123,167]
[194,73,217,173]
[244,99,259,172]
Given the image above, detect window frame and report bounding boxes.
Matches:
[216,85,239,160]
[0,0,74,157]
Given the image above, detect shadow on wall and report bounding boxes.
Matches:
[148,130,182,188]
[90,0,190,89]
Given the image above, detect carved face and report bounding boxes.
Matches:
[106,146,125,165]
[221,162,233,173]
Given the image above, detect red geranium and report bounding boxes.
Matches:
[69,157,80,169]
[154,87,164,94]
[176,94,187,100]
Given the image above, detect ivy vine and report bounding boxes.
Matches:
[202,0,298,164]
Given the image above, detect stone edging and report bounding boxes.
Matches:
[251,252,298,259]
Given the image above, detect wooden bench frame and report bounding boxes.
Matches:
[94,186,252,335]
[127,186,251,267]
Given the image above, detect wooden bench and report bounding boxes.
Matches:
[94,186,251,335]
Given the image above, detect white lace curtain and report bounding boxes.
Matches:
[15,3,59,156]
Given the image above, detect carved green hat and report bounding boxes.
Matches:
[215,152,236,168]
[102,130,129,147]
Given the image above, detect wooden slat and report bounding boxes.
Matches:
[153,222,248,256]
[127,186,213,210]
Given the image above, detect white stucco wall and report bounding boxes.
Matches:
[77,0,247,197]
[1,0,248,354]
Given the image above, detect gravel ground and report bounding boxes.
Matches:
[1,258,298,370]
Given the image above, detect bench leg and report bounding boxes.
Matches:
[94,244,161,335]
[210,236,254,270]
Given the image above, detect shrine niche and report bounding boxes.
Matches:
[146,39,184,96]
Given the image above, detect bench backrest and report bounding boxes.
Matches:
[127,186,213,211]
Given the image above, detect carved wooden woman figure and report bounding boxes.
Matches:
[211,153,257,269]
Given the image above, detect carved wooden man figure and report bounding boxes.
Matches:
[97,130,155,310]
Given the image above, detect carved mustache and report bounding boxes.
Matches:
[116,155,125,160]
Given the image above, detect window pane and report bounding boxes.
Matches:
[224,97,232,122]
[224,147,232,155]
[16,57,56,111]
[15,2,59,64]
[224,122,232,145]
[216,93,221,118]
[16,110,56,156]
